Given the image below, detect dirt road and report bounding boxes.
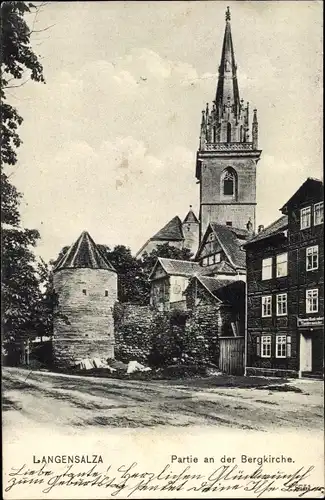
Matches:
[2,367,323,431]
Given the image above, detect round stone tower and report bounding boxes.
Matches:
[52,231,117,368]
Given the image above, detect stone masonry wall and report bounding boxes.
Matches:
[184,304,221,365]
[114,303,156,363]
[53,268,117,368]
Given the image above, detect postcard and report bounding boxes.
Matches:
[1,1,324,498]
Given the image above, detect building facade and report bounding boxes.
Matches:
[195,222,249,280]
[196,7,262,241]
[53,231,117,368]
[245,178,324,378]
[149,257,200,311]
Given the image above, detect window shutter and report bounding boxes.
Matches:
[287,336,292,358]
[256,337,261,357]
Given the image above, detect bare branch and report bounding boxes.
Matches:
[30,23,56,34]
[4,78,31,90]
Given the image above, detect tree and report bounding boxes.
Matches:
[1,2,46,361]
[99,245,148,304]
[1,1,45,165]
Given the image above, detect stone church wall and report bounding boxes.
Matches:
[53,268,117,368]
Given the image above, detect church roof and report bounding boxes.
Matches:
[151,216,184,241]
[183,208,199,224]
[244,216,288,247]
[54,231,116,272]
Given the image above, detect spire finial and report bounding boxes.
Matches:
[189,204,192,209]
[226,6,231,21]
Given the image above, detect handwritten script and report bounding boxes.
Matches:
[4,462,324,498]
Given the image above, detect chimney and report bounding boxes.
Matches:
[258,224,264,233]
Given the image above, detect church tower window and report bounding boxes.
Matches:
[222,168,237,198]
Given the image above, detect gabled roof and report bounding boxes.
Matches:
[150,257,200,280]
[243,215,288,247]
[183,208,199,224]
[188,276,245,304]
[54,231,115,272]
[151,216,184,241]
[280,178,323,214]
[209,223,247,269]
[199,260,238,276]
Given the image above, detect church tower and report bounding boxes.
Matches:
[196,7,262,240]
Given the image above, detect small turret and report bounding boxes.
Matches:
[182,206,200,256]
[53,231,117,368]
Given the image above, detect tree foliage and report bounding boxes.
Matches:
[1,1,45,165]
[1,2,46,358]
[140,243,193,277]
[99,245,148,304]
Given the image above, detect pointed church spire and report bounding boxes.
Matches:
[215,7,240,111]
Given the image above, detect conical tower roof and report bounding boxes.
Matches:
[54,231,115,272]
[183,206,199,224]
[152,216,184,241]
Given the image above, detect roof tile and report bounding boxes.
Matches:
[54,231,115,272]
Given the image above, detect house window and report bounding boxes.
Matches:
[215,253,221,263]
[202,257,208,267]
[314,202,323,226]
[300,206,311,230]
[276,293,287,316]
[256,336,261,356]
[82,289,87,295]
[306,289,318,313]
[276,252,288,277]
[226,221,232,226]
[262,258,272,280]
[261,336,271,358]
[306,246,319,271]
[105,290,109,297]
[276,335,291,358]
[207,255,214,266]
[262,296,272,317]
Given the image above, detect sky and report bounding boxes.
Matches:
[7,1,323,262]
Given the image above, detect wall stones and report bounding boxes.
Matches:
[53,268,117,368]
